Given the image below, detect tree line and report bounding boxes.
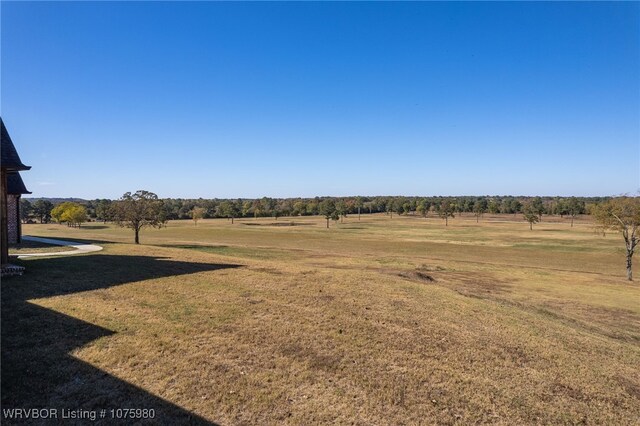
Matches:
[21,195,597,225]
[18,192,640,281]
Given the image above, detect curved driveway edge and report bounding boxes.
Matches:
[17,236,104,258]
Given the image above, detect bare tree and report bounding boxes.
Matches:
[191,207,205,226]
[594,197,640,281]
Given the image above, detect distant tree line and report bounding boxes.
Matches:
[20,192,640,282]
[21,195,600,225]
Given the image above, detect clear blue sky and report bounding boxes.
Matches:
[2,2,638,199]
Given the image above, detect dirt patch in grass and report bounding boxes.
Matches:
[396,268,512,298]
[313,261,511,298]
[251,267,284,275]
[397,270,436,282]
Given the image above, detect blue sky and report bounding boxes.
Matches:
[2,2,638,199]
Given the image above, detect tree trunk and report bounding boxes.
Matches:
[476,215,479,223]
[626,251,633,281]
[530,222,532,230]
[358,207,361,221]
[135,228,140,244]
[231,217,234,224]
[326,218,329,228]
[445,216,448,226]
[571,216,574,227]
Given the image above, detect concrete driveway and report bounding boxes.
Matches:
[17,236,103,258]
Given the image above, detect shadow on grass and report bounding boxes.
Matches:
[23,235,118,246]
[77,224,111,230]
[2,254,240,425]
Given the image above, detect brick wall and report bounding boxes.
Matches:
[7,194,20,244]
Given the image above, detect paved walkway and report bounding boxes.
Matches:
[17,236,104,258]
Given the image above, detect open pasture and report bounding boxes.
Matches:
[3,213,639,424]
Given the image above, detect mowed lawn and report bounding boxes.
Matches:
[3,214,639,424]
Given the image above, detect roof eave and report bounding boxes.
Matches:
[2,165,31,172]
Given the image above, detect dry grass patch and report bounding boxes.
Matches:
[2,215,639,424]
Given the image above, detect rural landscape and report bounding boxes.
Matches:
[2,1,639,425]
[3,196,640,424]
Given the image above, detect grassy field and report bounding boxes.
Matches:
[2,213,639,424]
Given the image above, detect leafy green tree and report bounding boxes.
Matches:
[394,199,405,216]
[355,196,364,220]
[438,200,455,226]
[566,197,584,227]
[51,202,87,227]
[592,202,610,237]
[252,199,263,219]
[319,199,338,228]
[259,197,275,218]
[594,197,640,281]
[306,200,319,216]
[278,199,294,218]
[555,199,568,217]
[51,202,73,224]
[473,199,487,223]
[336,200,347,223]
[242,201,252,218]
[386,199,394,219]
[111,190,165,244]
[95,199,113,222]
[65,204,87,228]
[463,198,474,213]
[293,200,307,216]
[219,201,239,224]
[500,198,513,214]
[416,199,430,218]
[32,199,53,223]
[531,197,545,221]
[510,199,522,215]
[488,200,499,214]
[522,201,541,230]
[20,199,32,223]
[364,201,374,214]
